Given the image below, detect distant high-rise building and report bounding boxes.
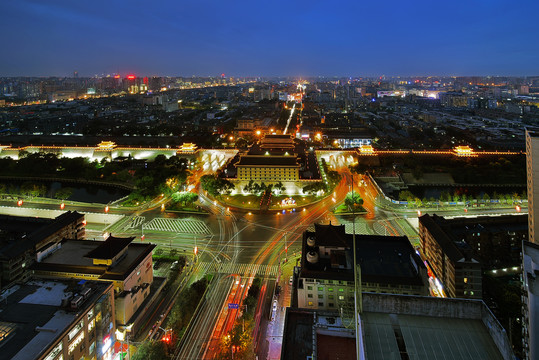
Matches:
[526,129,539,244]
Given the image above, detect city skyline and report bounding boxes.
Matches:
[1,0,539,77]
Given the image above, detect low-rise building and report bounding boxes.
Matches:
[235,154,300,183]
[33,235,155,329]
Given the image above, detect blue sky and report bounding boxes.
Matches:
[1,0,538,76]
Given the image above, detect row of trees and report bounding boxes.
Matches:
[242,180,286,195]
[200,174,234,197]
[398,189,526,206]
[302,181,327,195]
[163,278,209,350]
[0,152,192,205]
[320,158,342,189]
[0,182,74,200]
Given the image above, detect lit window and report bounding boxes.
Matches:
[318,287,323,292]
[328,288,334,292]
[464,277,468,283]
[339,295,345,300]
[308,301,313,306]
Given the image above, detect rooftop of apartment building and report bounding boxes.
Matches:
[0,279,112,360]
[419,213,526,264]
[33,236,155,282]
[282,293,514,360]
[0,211,84,260]
[299,223,426,287]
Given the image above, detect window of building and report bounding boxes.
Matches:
[470,291,474,296]
[339,288,344,292]
[318,302,324,307]
[464,277,468,283]
[329,303,334,307]
[318,294,324,299]
[307,286,312,290]
[44,343,62,360]
[318,287,323,292]
[67,320,84,341]
[328,288,334,292]
[339,295,345,300]
[328,295,334,300]
[307,294,313,298]
[89,341,95,354]
[308,301,313,306]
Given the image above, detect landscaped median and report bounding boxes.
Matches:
[333,191,367,215]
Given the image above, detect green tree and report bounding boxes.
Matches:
[54,187,73,200]
[398,190,415,202]
[201,175,234,197]
[326,170,342,188]
[131,340,168,360]
[243,180,255,193]
[345,191,363,211]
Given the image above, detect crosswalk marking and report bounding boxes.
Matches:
[198,262,279,277]
[143,218,212,234]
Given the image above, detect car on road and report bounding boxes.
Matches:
[289,276,293,285]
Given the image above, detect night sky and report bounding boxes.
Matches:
[1,0,538,77]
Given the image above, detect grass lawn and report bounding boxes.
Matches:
[333,203,367,215]
[166,204,207,213]
[220,194,262,209]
